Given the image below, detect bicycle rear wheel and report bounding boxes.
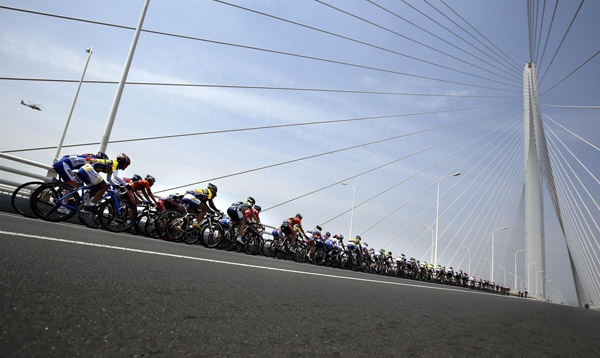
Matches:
[245,232,262,255]
[201,223,225,248]
[11,181,44,218]
[30,182,79,222]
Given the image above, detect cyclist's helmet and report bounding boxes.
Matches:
[325,232,331,237]
[132,174,142,181]
[295,213,303,220]
[356,235,362,241]
[145,174,156,185]
[207,183,218,194]
[247,196,256,206]
[363,242,368,247]
[116,153,131,169]
[338,234,344,240]
[316,225,322,231]
[254,205,262,212]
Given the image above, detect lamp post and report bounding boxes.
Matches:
[491,226,507,282]
[342,183,356,241]
[459,245,471,275]
[527,261,537,295]
[434,172,461,267]
[514,249,526,292]
[422,225,434,263]
[52,47,93,165]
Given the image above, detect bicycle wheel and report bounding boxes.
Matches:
[78,205,101,229]
[163,212,186,242]
[98,198,137,232]
[262,239,273,257]
[11,181,44,218]
[201,222,225,248]
[154,210,177,240]
[144,215,159,238]
[135,212,150,236]
[30,182,79,222]
[244,232,262,255]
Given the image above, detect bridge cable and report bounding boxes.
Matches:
[538,0,585,87]
[534,0,548,62]
[212,0,518,87]
[540,48,600,96]
[306,1,519,85]
[543,113,600,152]
[362,0,521,81]
[438,0,523,70]
[0,5,518,93]
[375,117,522,249]
[0,101,517,154]
[359,117,521,237]
[306,113,517,222]
[537,0,560,70]
[153,112,502,194]
[421,0,522,73]
[0,77,520,99]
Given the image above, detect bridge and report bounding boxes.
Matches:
[1,0,600,354]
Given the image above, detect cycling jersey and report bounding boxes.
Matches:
[85,158,126,187]
[244,208,260,222]
[125,179,151,191]
[187,188,215,201]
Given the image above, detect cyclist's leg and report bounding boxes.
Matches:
[53,159,80,187]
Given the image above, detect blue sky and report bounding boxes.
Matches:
[1,0,599,305]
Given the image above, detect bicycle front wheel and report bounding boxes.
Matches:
[202,223,225,248]
[98,199,137,232]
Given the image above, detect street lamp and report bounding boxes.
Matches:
[342,183,356,241]
[459,245,471,275]
[491,226,507,282]
[422,225,434,263]
[514,249,526,291]
[527,261,537,295]
[52,47,93,165]
[434,172,461,267]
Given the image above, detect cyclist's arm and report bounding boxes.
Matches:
[108,171,127,187]
[207,199,219,212]
[140,187,157,205]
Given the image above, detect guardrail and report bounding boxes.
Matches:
[0,152,55,189]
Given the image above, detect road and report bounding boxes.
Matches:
[1,211,600,357]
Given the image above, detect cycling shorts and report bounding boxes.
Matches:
[182,193,201,210]
[77,164,104,186]
[53,159,81,185]
[227,206,244,222]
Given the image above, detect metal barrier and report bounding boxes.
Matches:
[0,152,55,189]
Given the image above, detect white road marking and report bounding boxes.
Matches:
[0,228,517,299]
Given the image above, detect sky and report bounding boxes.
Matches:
[1,0,599,306]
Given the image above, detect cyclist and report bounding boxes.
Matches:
[52,153,101,187]
[182,183,220,227]
[306,225,323,261]
[124,174,159,207]
[244,204,264,229]
[227,197,260,245]
[78,153,131,208]
[280,213,307,253]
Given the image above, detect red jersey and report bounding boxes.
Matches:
[287,217,301,227]
[244,208,260,222]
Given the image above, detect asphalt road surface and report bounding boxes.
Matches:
[1,211,600,357]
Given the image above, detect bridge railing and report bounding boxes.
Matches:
[0,152,55,190]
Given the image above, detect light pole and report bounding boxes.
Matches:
[514,249,526,291]
[342,183,356,241]
[459,245,471,275]
[491,226,507,282]
[434,172,461,267]
[498,266,506,286]
[52,47,93,165]
[422,225,434,263]
[527,261,537,295]
[483,258,492,279]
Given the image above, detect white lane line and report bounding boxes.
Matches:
[0,229,513,298]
